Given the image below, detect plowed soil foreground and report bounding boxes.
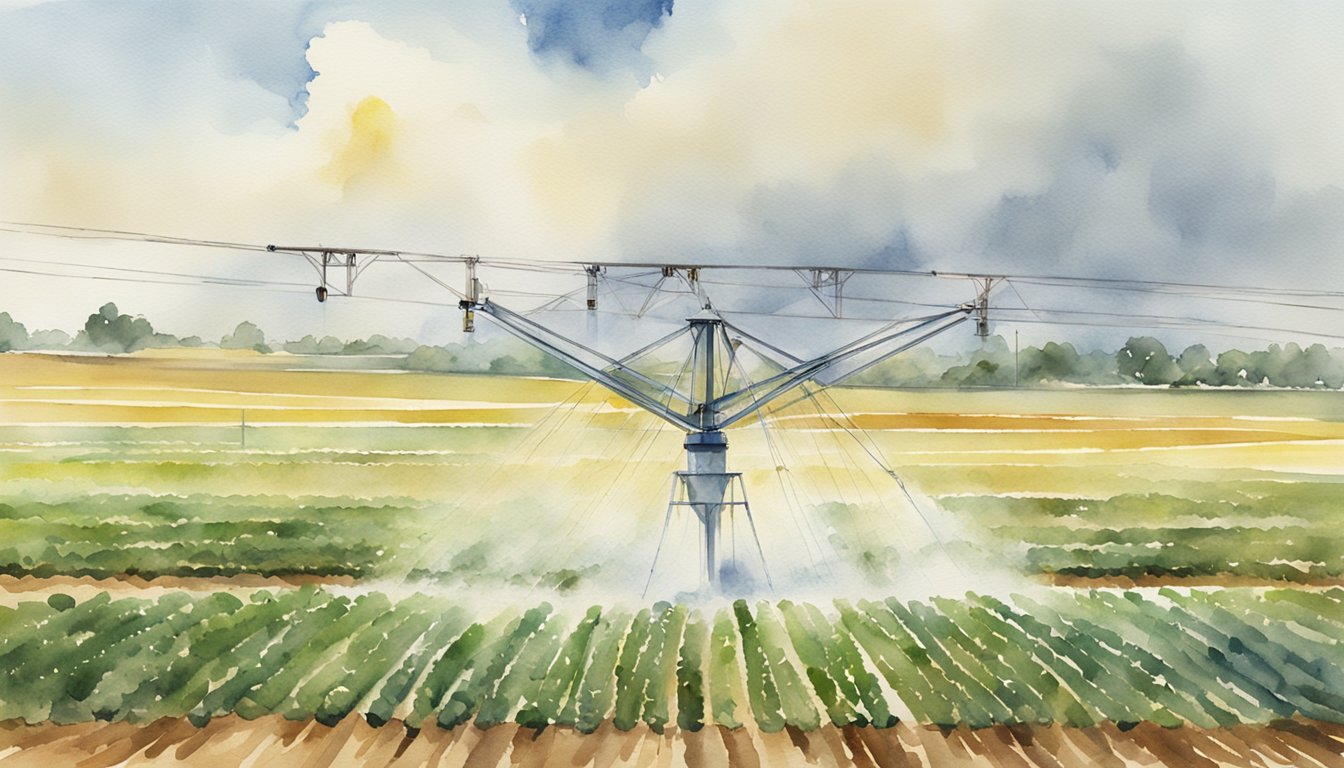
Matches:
[1,716,1341,768]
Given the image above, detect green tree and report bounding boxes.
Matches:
[80,303,158,353]
[1211,348,1254,386]
[1302,344,1344,388]
[1174,344,1215,386]
[405,345,458,372]
[1117,336,1181,385]
[221,321,269,352]
[940,336,1013,387]
[26,329,71,349]
[283,335,345,354]
[342,334,418,355]
[949,359,1007,387]
[1018,341,1081,384]
[0,312,28,352]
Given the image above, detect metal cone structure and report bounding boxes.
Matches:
[678,431,737,586]
[676,310,742,586]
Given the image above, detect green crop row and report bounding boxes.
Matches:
[1,588,1340,731]
[941,488,1344,525]
[0,497,423,580]
[1026,547,1342,582]
[938,491,1344,581]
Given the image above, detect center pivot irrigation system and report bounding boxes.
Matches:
[267,243,991,587]
[4,221,1344,591]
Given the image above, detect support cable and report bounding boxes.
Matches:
[738,480,776,593]
[535,403,668,592]
[479,301,698,430]
[1004,279,1045,323]
[395,255,467,300]
[642,475,680,599]
[394,379,595,582]
[714,313,970,427]
[0,264,310,292]
[534,337,698,596]
[805,385,966,578]
[725,337,831,581]
[795,386,888,549]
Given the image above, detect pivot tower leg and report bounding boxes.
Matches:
[682,431,731,587]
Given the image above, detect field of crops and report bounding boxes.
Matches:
[941,486,1344,583]
[2,351,1341,591]
[3,587,1342,734]
[0,350,1342,766]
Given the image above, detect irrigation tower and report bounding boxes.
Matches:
[480,299,969,586]
[8,221,1336,590]
[276,248,988,587]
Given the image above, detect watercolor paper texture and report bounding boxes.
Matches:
[0,1,1341,766]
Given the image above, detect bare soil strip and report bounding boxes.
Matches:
[0,717,1340,767]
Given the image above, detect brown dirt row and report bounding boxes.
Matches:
[0,716,1341,768]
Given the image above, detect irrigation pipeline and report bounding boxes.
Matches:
[5,219,1342,595]
[4,221,1343,312]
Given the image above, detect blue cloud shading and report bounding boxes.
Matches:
[513,0,673,78]
[0,0,323,129]
[0,0,666,130]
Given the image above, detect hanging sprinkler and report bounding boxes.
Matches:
[933,271,1002,339]
[585,265,602,310]
[461,257,481,332]
[265,245,373,304]
[971,276,999,339]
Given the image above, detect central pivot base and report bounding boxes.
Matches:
[671,431,749,588]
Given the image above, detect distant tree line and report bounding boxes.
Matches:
[2,304,1342,388]
[851,335,1344,389]
[0,303,578,378]
[1,303,200,353]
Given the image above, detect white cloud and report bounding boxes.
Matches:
[0,0,1340,345]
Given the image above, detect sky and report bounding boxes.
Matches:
[0,0,1341,348]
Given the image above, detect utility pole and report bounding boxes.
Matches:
[1015,330,1019,388]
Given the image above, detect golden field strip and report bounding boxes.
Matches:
[2,350,1340,484]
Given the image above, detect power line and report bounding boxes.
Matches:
[992,306,1344,341]
[0,264,308,293]
[931,268,1344,300]
[0,223,271,252]
[1006,276,1344,311]
[4,220,1342,347]
[6,220,1340,303]
[0,255,311,288]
